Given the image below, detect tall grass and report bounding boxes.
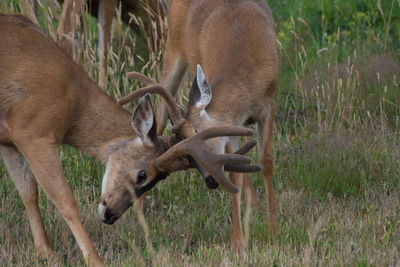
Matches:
[0,0,399,266]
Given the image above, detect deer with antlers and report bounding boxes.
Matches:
[120,0,279,250]
[0,14,260,265]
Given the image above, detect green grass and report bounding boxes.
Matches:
[1,0,400,266]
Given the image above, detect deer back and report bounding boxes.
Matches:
[168,0,278,125]
[0,14,133,148]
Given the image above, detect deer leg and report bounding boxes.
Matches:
[24,0,39,26]
[0,145,54,259]
[157,50,187,135]
[57,0,84,57]
[15,139,103,266]
[98,0,117,89]
[243,173,259,208]
[225,141,245,251]
[258,103,278,230]
[133,193,146,214]
[229,172,245,251]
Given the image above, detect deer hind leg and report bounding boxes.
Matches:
[0,145,54,259]
[225,141,245,251]
[157,51,187,135]
[258,102,278,230]
[15,138,103,266]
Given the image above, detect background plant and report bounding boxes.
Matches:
[0,0,399,266]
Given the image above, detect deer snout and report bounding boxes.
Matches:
[98,199,119,224]
[98,194,114,221]
[97,200,111,224]
[98,191,133,224]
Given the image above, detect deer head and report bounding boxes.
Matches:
[100,93,259,224]
[117,70,262,194]
[98,94,167,224]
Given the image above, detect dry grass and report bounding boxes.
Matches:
[1,0,400,266]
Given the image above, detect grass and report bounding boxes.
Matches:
[1,0,400,266]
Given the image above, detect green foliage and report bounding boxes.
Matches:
[0,0,399,266]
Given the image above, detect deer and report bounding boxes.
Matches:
[24,0,166,88]
[22,0,39,25]
[125,0,280,251]
[0,14,260,265]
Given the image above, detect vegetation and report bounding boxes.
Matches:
[0,0,399,265]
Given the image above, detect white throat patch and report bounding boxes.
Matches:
[101,159,112,195]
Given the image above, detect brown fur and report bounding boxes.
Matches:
[157,0,279,250]
[0,14,166,266]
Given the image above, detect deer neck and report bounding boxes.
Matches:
[64,82,134,162]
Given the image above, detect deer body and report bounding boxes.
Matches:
[1,14,259,264]
[157,0,278,250]
[0,14,171,266]
[160,0,277,130]
[0,14,140,265]
[0,15,135,154]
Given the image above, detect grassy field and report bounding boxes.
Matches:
[1,0,399,266]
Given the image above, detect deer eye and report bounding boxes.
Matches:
[137,170,147,183]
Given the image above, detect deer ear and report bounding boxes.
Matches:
[132,93,158,144]
[188,64,212,111]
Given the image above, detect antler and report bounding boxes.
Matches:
[155,126,256,193]
[171,139,262,173]
[224,140,262,173]
[121,72,262,192]
[125,72,156,85]
[119,72,187,133]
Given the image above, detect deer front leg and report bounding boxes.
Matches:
[157,50,187,135]
[225,142,245,251]
[15,139,103,266]
[228,172,245,251]
[258,103,278,230]
[0,145,54,259]
[133,193,146,214]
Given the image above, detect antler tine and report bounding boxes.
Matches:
[224,163,262,173]
[171,140,261,174]
[127,71,156,85]
[118,84,186,130]
[224,140,262,173]
[155,126,256,194]
[195,126,255,140]
[233,139,257,155]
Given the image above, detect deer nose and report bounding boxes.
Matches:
[98,198,119,224]
[98,201,107,220]
[102,209,118,224]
